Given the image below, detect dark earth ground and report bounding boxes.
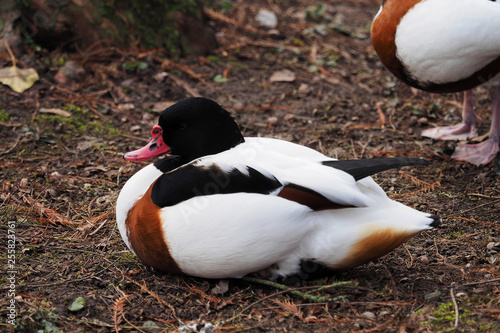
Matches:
[1,0,499,332]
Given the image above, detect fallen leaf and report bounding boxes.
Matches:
[68,296,85,312]
[211,279,229,295]
[269,69,296,83]
[117,103,135,111]
[0,65,39,93]
[213,74,228,83]
[39,108,72,117]
[424,290,441,299]
[77,137,99,151]
[153,71,169,82]
[152,101,175,112]
[83,165,109,172]
[270,299,303,319]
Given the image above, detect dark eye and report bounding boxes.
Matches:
[178,122,188,130]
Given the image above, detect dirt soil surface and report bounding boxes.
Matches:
[1,0,499,332]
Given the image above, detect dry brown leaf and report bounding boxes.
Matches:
[23,195,71,225]
[0,65,39,93]
[39,108,72,117]
[112,294,130,332]
[270,299,303,319]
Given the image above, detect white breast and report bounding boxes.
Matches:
[116,164,163,252]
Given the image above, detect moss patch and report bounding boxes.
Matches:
[35,105,119,139]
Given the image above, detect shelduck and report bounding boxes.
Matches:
[371,0,500,166]
[116,97,440,279]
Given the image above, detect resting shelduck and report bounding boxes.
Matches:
[371,0,500,166]
[116,97,440,279]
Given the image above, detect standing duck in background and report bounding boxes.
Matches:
[116,97,440,279]
[371,0,500,166]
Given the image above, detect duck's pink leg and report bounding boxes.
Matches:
[422,90,479,140]
[452,85,500,166]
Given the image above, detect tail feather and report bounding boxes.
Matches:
[429,214,441,228]
[323,157,430,181]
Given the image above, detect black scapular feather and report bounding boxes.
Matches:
[323,157,430,181]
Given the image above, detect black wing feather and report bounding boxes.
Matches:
[323,157,430,181]
[151,164,282,208]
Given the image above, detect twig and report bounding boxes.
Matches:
[161,58,210,86]
[397,171,441,196]
[376,102,387,125]
[113,293,130,333]
[469,193,500,199]
[89,218,108,236]
[0,121,23,127]
[242,276,349,303]
[0,136,21,156]
[117,272,179,320]
[450,283,459,329]
[239,281,348,314]
[309,281,353,293]
[204,8,259,34]
[446,216,499,228]
[461,277,500,287]
[1,276,94,290]
[228,105,300,112]
[451,198,500,216]
[3,38,16,67]
[168,73,201,97]
[403,244,414,269]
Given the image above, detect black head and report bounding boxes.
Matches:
[158,97,245,162]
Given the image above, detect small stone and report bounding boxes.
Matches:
[142,113,155,122]
[418,117,428,125]
[256,10,278,28]
[362,311,376,320]
[473,287,488,293]
[130,125,142,133]
[20,178,28,188]
[48,171,62,182]
[118,103,135,111]
[153,71,169,82]
[46,188,57,197]
[211,279,229,295]
[270,69,296,83]
[267,116,279,126]
[297,83,310,96]
[2,181,12,191]
[284,114,296,122]
[120,78,135,88]
[54,61,85,86]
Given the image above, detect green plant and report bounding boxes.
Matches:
[0,109,10,122]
